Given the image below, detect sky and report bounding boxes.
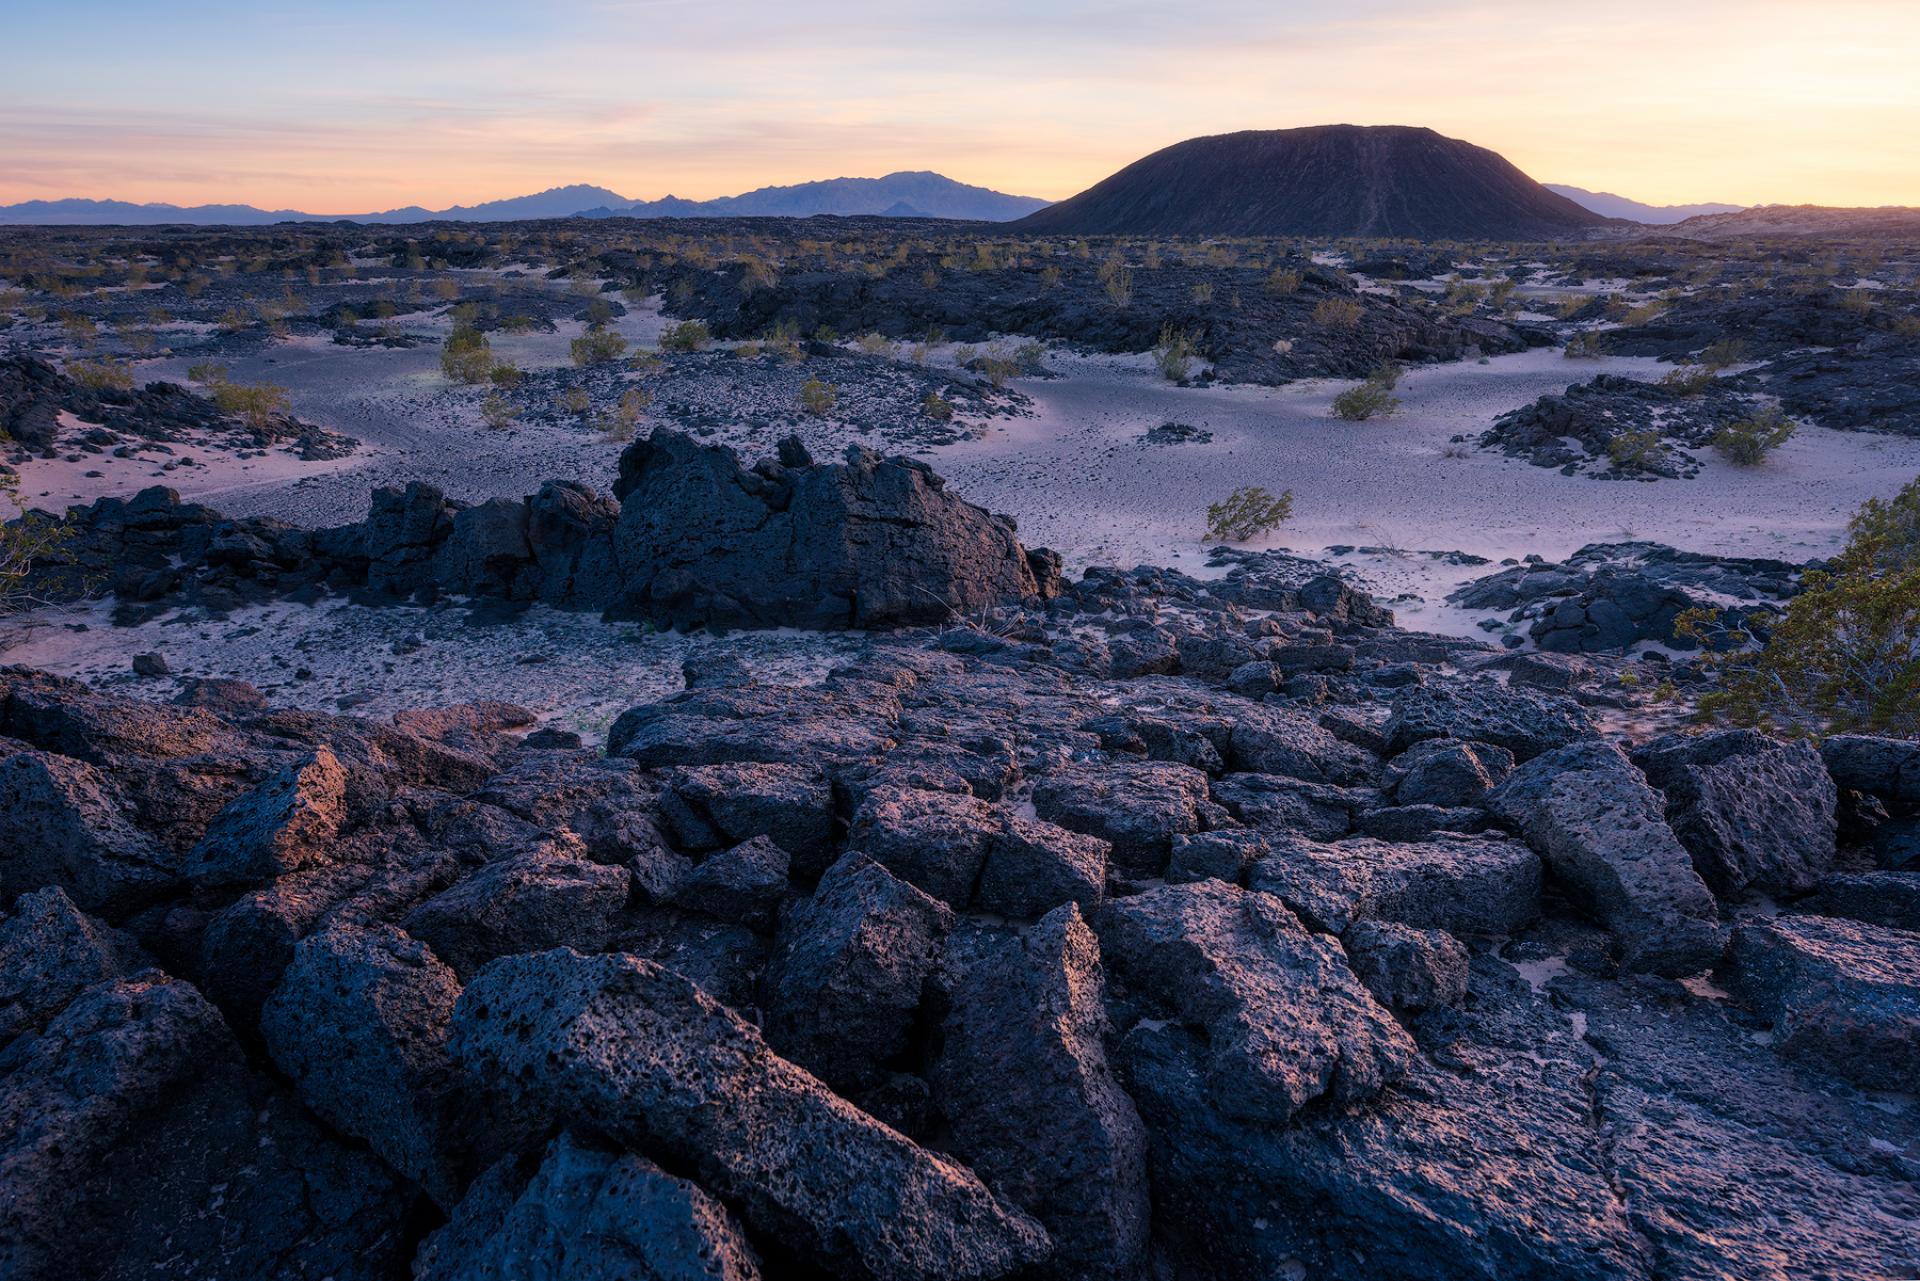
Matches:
[4,0,1919,212]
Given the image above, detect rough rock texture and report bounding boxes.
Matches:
[1383,679,1595,762]
[449,949,1052,1281]
[1247,832,1541,936]
[184,746,347,886]
[415,1132,763,1281]
[1094,881,1413,1126]
[1488,741,1722,975]
[931,907,1150,1279]
[1341,920,1469,1010]
[1821,734,1920,804]
[0,886,144,1044]
[1032,761,1214,871]
[401,846,631,978]
[34,429,1058,632]
[1633,729,1839,896]
[259,923,473,1206]
[760,852,953,1094]
[610,430,1056,629]
[1731,913,1920,1091]
[0,749,177,912]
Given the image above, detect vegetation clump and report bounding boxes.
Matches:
[799,376,837,416]
[440,324,493,383]
[1205,486,1294,543]
[1679,476,1920,736]
[1713,407,1796,465]
[660,320,711,353]
[1153,325,1200,381]
[1331,364,1401,420]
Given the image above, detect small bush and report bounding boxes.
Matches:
[211,381,291,427]
[659,320,710,353]
[556,388,591,417]
[1313,297,1363,330]
[186,361,228,387]
[1265,268,1301,295]
[1713,407,1796,465]
[440,326,493,383]
[1607,429,1665,471]
[799,376,836,416]
[1105,269,1134,308]
[1659,364,1716,396]
[481,392,517,431]
[1681,477,1920,735]
[1331,365,1402,421]
[67,358,133,392]
[1699,338,1750,370]
[1153,325,1199,381]
[570,327,627,366]
[1205,486,1294,543]
[1564,331,1605,359]
[923,392,955,422]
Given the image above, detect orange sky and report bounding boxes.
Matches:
[4,0,1919,211]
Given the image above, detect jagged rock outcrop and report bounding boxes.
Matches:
[28,429,1058,631]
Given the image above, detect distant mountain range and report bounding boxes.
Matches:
[1544,185,1743,225]
[1015,125,1612,241]
[0,172,1049,226]
[1665,204,1920,239]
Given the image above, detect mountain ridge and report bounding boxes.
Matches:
[0,172,1047,226]
[1545,184,1743,225]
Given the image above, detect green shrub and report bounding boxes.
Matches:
[66,358,133,392]
[1205,486,1294,542]
[1699,338,1751,370]
[1265,268,1301,295]
[659,320,711,353]
[440,326,493,383]
[570,326,627,366]
[1713,407,1796,465]
[1153,325,1199,381]
[186,361,228,387]
[1607,428,1665,471]
[799,376,836,416]
[1563,331,1605,359]
[211,381,291,427]
[1680,476,1920,735]
[1659,364,1716,396]
[1312,297,1363,330]
[0,476,75,615]
[923,392,955,422]
[481,392,517,431]
[1331,365,1402,421]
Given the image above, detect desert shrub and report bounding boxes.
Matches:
[1191,282,1214,305]
[1153,325,1199,381]
[856,332,891,355]
[0,477,75,615]
[1658,364,1716,396]
[1205,486,1294,543]
[66,358,133,392]
[799,376,836,416]
[1713,407,1796,465]
[1619,301,1665,326]
[1836,288,1874,316]
[186,361,228,386]
[556,388,591,416]
[488,363,523,388]
[1699,338,1751,370]
[923,392,955,422]
[481,392,517,431]
[1265,268,1301,295]
[1607,429,1665,471]
[570,326,627,366]
[1679,477,1920,735]
[1039,265,1062,289]
[1104,269,1134,308]
[1564,331,1605,359]
[441,326,493,383]
[211,381,291,427]
[1313,297,1363,330]
[1330,380,1396,422]
[660,320,710,353]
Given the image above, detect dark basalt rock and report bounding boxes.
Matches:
[1383,678,1596,762]
[1479,372,1756,477]
[1632,729,1839,896]
[1450,542,1802,653]
[25,428,1058,633]
[415,1131,764,1281]
[1730,913,1920,1092]
[449,948,1053,1281]
[1488,740,1723,975]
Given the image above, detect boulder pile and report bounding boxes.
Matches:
[30,428,1061,629]
[2,550,1916,1278]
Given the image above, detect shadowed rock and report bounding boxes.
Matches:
[1384,679,1596,763]
[402,846,631,978]
[1247,832,1541,936]
[184,745,347,887]
[449,948,1052,1281]
[609,430,1054,629]
[931,907,1151,1279]
[761,852,953,1093]
[416,1131,762,1281]
[1488,741,1722,975]
[0,749,178,913]
[1731,913,1920,1092]
[1633,729,1838,896]
[0,887,143,1044]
